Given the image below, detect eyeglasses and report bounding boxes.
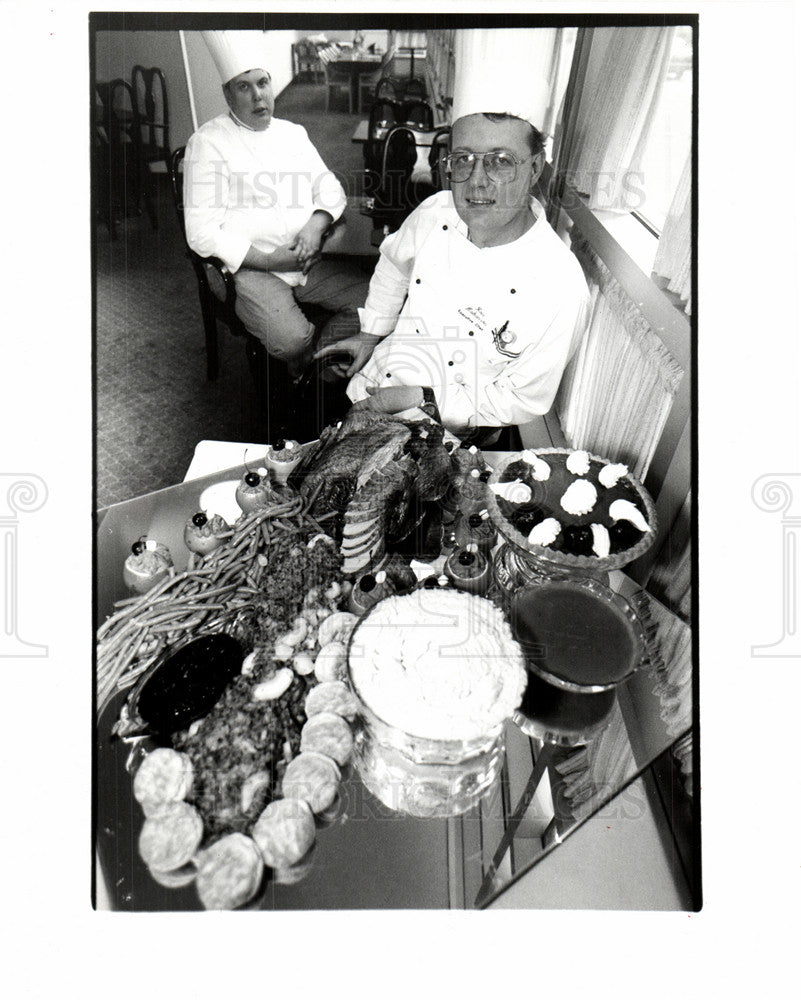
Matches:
[444,149,532,184]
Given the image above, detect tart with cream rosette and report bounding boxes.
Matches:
[486,448,657,573]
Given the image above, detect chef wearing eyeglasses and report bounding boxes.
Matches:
[315,91,589,438]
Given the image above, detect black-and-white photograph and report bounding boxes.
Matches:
[92,12,697,913]
[5,0,801,992]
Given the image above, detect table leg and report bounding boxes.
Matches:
[473,741,555,907]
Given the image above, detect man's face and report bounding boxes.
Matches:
[224,68,274,130]
[449,114,544,243]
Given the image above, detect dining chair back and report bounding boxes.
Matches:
[375,76,403,102]
[95,78,156,231]
[402,77,427,101]
[363,99,400,177]
[368,125,424,230]
[319,49,354,112]
[131,65,170,171]
[293,39,323,82]
[428,127,451,191]
[399,99,434,131]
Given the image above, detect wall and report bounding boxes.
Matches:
[94,29,298,150]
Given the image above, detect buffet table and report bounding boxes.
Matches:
[95,441,693,910]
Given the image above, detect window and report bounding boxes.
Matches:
[635,26,692,233]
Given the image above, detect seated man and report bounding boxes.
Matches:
[184,30,369,376]
[315,89,589,437]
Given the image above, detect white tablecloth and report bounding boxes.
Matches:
[183,441,268,482]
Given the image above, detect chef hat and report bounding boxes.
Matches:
[451,30,550,130]
[451,75,548,129]
[202,30,270,85]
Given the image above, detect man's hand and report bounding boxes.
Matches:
[314,333,381,378]
[264,243,303,272]
[350,385,425,414]
[292,211,332,268]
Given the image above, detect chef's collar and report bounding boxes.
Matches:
[456,195,546,245]
[228,109,267,132]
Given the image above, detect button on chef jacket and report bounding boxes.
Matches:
[348,191,589,436]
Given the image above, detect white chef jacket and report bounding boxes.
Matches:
[183,114,347,287]
[347,191,589,435]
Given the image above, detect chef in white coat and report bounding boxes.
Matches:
[184,31,368,376]
[315,85,589,437]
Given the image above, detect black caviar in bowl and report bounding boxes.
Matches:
[114,634,244,743]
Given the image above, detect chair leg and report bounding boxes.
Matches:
[196,283,219,380]
[244,338,294,440]
[141,164,158,231]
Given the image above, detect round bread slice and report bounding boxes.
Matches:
[273,844,317,885]
[147,860,197,889]
[138,801,203,873]
[300,711,353,766]
[133,747,194,808]
[281,751,340,814]
[304,681,359,721]
[252,798,316,870]
[195,833,264,910]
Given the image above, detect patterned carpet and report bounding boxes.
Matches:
[95,82,367,508]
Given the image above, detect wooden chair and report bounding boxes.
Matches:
[399,99,434,131]
[131,65,170,172]
[319,50,353,112]
[95,78,156,231]
[92,99,115,238]
[168,147,334,437]
[375,76,403,102]
[357,51,395,112]
[293,39,323,82]
[402,77,427,101]
[168,147,249,380]
[427,127,451,191]
[363,98,401,194]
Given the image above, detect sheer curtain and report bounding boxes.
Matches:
[561,27,674,212]
[653,153,692,313]
[555,233,686,480]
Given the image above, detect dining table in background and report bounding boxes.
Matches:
[321,46,384,113]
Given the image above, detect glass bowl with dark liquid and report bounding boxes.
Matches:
[509,576,648,744]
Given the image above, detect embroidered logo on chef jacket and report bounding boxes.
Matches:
[491,321,521,358]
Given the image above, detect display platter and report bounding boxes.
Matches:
[95,463,459,910]
[95,430,690,910]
